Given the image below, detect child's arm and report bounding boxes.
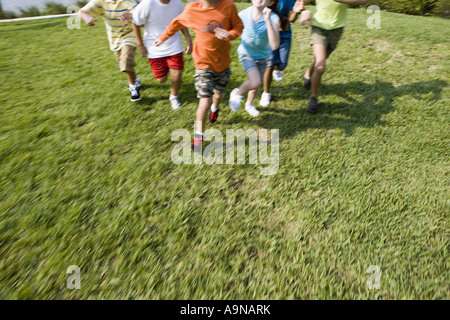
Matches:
[133,24,148,58]
[77,0,102,26]
[180,28,193,55]
[214,3,244,41]
[155,14,188,47]
[226,4,244,41]
[288,0,305,23]
[299,9,312,27]
[264,8,280,51]
[78,10,98,26]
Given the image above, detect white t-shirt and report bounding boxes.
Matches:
[133,0,185,59]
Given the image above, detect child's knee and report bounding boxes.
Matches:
[156,76,167,83]
[315,61,326,75]
[249,78,261,90]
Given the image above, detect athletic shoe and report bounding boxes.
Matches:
[135,77,142,90]
[302,71,311,91]
[273,70,283,82]
[245,104,260,117]
[307,96,318,113]
[129,85,141,102]
[209,108,219,123]
[229,88,243,112]
[191,134,203,153]
[170,95,181,110]
[260,92,271,107]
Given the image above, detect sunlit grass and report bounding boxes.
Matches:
[0,4,449,299]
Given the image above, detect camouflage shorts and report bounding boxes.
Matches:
[194,68,232,98]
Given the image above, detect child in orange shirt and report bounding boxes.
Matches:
[155,0,243,152]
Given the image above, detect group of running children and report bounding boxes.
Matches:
[78,0,368,151]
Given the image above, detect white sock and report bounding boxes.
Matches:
[195,131,204,137]
[304,73,311,80]
[129,83,136,89]
[233,88,242,96]
[211,104,218,112]
[170,95,178,100]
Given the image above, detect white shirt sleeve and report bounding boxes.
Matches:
[132,0,151,26]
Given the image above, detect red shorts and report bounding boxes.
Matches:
[148,52,184,79]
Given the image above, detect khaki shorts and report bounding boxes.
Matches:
[114,45,136,72]
[310,26,344,53]
[194,68,232,99]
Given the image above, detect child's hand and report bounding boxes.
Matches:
[118,12,132,22]
[154,38,163,47]
[84,16,97,26]
[293,0,305,13]
[138,45,148,57]
[299,9,312,27]
[263,7,272,22]
[185,40,193,55]
[214,28,231,40]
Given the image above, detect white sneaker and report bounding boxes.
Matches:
[129,84,141,102]
[273,70,283,82]
[170,95,181,110]
[260,92,271,107]
[245,104,260,117]
[135,77,141,90]
[229,88,243,112]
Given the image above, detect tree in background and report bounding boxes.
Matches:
[75,1,89,7]
[44,2,68,15]
[367,0,449,17]
[19,6,41,18]
[0,0,17,19]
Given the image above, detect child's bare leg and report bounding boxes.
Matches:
[196,97,212,133]
[169,68,182,96]
[212,92,222,108]
[237,69,261,95]
[156,76,168,83]
[246,88,259,106]
[126,71,137,85]
[306,59,315,79]
[311,44,327,98]
[263,66,275,93]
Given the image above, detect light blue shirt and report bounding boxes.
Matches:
[238,6,280,60]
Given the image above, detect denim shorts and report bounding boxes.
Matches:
[267,37,292,70]
[238,53,268,81]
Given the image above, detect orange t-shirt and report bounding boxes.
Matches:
[159,0,243,73]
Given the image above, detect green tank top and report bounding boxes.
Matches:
[312,0,348,30]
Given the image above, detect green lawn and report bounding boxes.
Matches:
[0,4,449,299]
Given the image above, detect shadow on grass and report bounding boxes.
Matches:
[227,79,448,139]
[137,97,160,109]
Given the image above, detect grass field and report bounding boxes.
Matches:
[0,3,449,299]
